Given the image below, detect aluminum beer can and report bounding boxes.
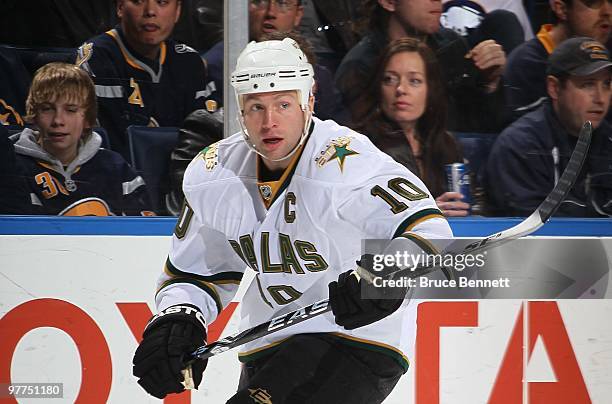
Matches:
[445,163,471,204]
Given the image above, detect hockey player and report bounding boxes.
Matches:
[132,38,453,402]
[11,62,153,216]
[75,0,208,160]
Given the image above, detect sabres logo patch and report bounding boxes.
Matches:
[315,135,358,172]
[76,43,94,71]
[174,44,197,53]
[0,98,24,126]
[580,40,610,61]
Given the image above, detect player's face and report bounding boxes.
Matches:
[249,0,304,41]
[380,51,428,130]
[34,97,88,164]
[567,0,611,44]
[117,0,181,57]
[242,90,306,170]
[390,0,442,35]
[549,69,612,134]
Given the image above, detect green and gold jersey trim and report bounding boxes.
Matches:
[332,333,410,372]
[157,257,243,316]
[238,337,292,363]
[164,257,243,284]
[393,208,445,239]
[400,232,440,255]
[256,143,304,210]
[255,122,314,209]
[156,277,223,316]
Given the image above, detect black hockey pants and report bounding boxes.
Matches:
[226,333,405,404]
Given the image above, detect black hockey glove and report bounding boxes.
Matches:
[133,304,208,399]
[329,255,409,330]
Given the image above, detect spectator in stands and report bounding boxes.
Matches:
[335,0,508,133]
[12,63,154,216]
[76,0,208,160]
[202,0,346,122]
[200,0,305,111]
[352,38,471,216]
[504,0,611,119]
[487,37,612,217]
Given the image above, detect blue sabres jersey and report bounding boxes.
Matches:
[15,145,153,216]
[76,28,208,159]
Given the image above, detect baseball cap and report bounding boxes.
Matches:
[547,37,612,77]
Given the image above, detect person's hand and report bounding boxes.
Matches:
[329,255,407,330]
[436,192,471,217]
[466,40,506,92]
[133,304,208,399]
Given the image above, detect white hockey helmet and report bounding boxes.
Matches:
[230,38,316,161]
[231,38,314,111]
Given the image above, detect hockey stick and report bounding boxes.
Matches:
[182,121,592,375]
[359,120,593,284]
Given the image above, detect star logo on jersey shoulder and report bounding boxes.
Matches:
[315,136,359,172]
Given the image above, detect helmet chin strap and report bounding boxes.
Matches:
[239,107,313,163]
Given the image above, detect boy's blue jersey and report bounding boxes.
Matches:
[15,145,152,216]
[76,28,208,160]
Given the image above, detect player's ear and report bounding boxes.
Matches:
[116,0,124,19]
[550,0,568,22]
[546,75,561,101]
[378,0,397,13]
[308,94,315,112]
[174,0,182,23]
[293,4,304,28]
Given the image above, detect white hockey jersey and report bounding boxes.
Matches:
[156,117,452,370]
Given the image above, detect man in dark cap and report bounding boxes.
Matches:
[503,0,611,119]
[486,37,612,217]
